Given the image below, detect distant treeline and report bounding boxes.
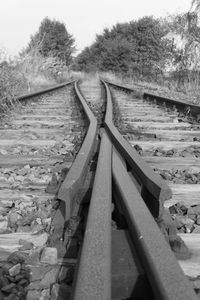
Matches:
[72,11,200,83]
[22,12,200,84]
[72,16,173,78]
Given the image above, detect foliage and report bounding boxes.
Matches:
[17,46,59,92]
[191,0,200,13]
[165,7,200,90]
[0,43,72,114]
[0,19,74,113]
[0,56,23,112]
[73,16,172,79]
[19,43,71,90]
[26,17,75,65]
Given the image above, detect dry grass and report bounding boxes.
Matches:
[16,48,58,93]
[0,63,23,113]
[0,46,73,114]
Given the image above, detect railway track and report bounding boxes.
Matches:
[103,79,200,298]
[0,77,199,299]
[52,78,197,300]
[0,81,87,299]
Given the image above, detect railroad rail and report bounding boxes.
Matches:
[102,78,200,118]
[17,81,74,101]
[56,80,198,299]
[0,78,198,299]
[0,80,84,300]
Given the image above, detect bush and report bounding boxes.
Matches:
[0,53,24,112]
[0,45,72,113]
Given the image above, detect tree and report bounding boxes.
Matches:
[26,18,75,65]
[191,0,200,12]
[73,17,172,78]
[167,11,200,73]
[72,47,97,72]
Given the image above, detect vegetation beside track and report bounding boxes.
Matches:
[0,17,75,114]
[73,0,200,104]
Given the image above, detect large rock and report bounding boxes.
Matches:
[27,267,59,290]
[7,251,28,264]
[26,290,41,300]
[40,248,57,265]
[8,263,21,277]
[29,265,52,282]
[31,232,49,247]
[40,267,59,288]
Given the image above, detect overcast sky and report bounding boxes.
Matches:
[0,0,191,57]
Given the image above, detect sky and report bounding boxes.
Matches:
[0,0,191,57]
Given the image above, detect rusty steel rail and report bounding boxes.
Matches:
[102,79,134,93]
[69,80,198,300]
[102,79,171,219]
[73,130,112,300]
[17,80,75,101]
[102,78,200,118]
[143,92,200,118]
[58,81,98,220]
[112,148,198,300]
[16,80,96,231]
[103,79,197,299]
